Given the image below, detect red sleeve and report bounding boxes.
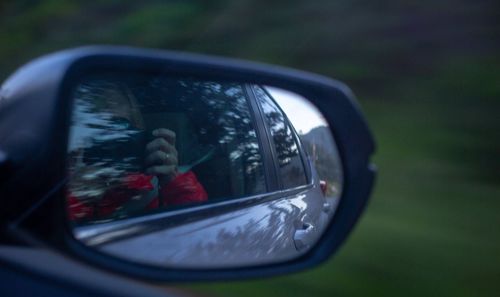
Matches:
[67,194,94,221]
[68,172,207,221]
[158,171,208,207]
[68,173,156,221]
[67,188,135,221]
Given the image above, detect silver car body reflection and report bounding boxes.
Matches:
[75,165,337,268]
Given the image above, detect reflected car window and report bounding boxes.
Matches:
[252,85,307,189]
[67,74,267,224]
[267,87,343,198]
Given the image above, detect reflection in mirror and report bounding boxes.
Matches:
[266,87,343,198]
[66,72,342,268]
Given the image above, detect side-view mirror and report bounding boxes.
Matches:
[0,46,375,282]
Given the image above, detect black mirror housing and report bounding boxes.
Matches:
[0,46,375,281]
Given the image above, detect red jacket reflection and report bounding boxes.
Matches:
[68,171,207,221]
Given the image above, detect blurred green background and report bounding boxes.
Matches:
[1,1,499,296]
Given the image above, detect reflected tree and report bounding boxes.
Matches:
[253,85,307,188]
[132,76,266,197]
[67,73,268,222]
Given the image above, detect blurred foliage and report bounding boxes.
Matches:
[1,0,499,296]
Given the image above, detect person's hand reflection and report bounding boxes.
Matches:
[145,128,179,185]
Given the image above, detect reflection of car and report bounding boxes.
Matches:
[71,79,336,268]
[0,46,375,297]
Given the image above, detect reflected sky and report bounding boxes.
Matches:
[266,86,327,135]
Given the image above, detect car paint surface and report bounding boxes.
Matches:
[75,159,334,268]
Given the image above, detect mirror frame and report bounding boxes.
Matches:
[0,46,375,281]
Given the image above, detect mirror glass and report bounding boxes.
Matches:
[66,71,342,268]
